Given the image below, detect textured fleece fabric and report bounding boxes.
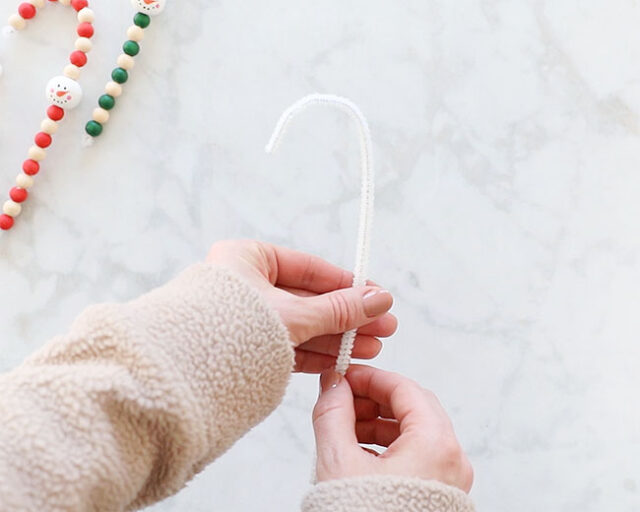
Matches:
[0,262,474,512]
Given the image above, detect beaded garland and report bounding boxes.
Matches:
[84,0,166,141]
[0,0,94,231]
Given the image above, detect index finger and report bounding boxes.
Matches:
[266,243,355,293]
[345,365,450,433]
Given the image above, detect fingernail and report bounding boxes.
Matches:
[319,370,343,394]
[363,288,393,317]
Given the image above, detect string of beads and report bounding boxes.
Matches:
[84,0,166,141]
[0,0,94,231]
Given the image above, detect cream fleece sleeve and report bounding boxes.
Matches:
[301,476,475,512]
[0,263,294,511]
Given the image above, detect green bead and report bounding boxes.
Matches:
[123,40,140,57]
[85,120,103,137]
[133,13,151,28]
[98,94,115,110]
[111,67,128,84]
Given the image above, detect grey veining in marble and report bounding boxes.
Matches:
[1,1,639,510]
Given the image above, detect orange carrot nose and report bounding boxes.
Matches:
[143,0,156,4]
[56,91,66,97]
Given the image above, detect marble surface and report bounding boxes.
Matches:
[1,0,639,510]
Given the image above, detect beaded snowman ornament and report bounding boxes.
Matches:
[267,94,375,375]
[0,0,94,231]
[83,0,167,142]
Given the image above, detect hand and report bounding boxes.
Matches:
[312,365,473,492]
[206,240,397,373]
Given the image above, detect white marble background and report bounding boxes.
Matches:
[0,0,639,510]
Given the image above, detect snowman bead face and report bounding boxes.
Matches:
[46,76,83,109]
[131,0,166,16]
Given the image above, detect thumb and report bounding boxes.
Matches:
[302,287,393,339]
[313,370,359,469]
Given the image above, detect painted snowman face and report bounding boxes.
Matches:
[46,76,82,109]
[131,0,166,16]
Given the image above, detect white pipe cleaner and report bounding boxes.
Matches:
[266,93,375,376]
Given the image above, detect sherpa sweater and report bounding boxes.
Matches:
[0,262,475,512]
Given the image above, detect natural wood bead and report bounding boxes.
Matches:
[75,37,92,52]
[77,7,94,23]
[3,200,22,217]
[16,174,34,189]
[116,54,135,70]
[126,25,144,42]
[64,64,80,79]
[93,107,109,123]
[105,81,122,97]
[58,0,71,5]
[28,0,46,7]
[28,145,46,161]
[8,14,26,30]
[40,118,58,134]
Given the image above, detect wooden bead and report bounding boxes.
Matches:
[28,145,46,161]
[117,54,135,70]
[69,50,87,67]
[28,0,45,8]
[77,7,95,23]
[105,81,122,97]
[8,14,26,30]
[133,13,151,29]
[85,120,102,137]
[10,187,28,203]
[4,200,22,217]
[58,0,71,5]
[64,64,80,79]
[71,0,88,11]
[18,3,36,19]
[75,37,92,53]
[35,132,52,148]
[127,25,144,42]
[41,118,58,134]
[0,214,14,231]
[92,108,109,124]
[111,67,128,84]
[77,22,93,38]
[22,160,39,175]
[16,173,34,189]
[47,105,64,121]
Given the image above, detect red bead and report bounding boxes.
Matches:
[22,159,40,176]
[47,105,64,121]
[71,0,88,11]
[76,22,93,38]
[0,214,14,231]
[9,187,28,203]
[35,132,52,148]
[69,50,87,67]
[18,3,36,19]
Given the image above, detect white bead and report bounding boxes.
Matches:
[3,200,21,217]
[127,25,144,42]
[116,54,135,70]
[105,81,122,97]
[28,0,45,7]
[8,14,26,30]
[28,146,46,161]
[93,108,109,124]
[77,8,94,23]
[16,174,34,189]
[64,64,80,80]
[131,0,166,16]
[75,37,92,53]
[41,118,58,135]
[46,76,82,110]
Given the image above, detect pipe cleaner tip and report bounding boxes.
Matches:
[81,134,95,148]
[2,26,16,38]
